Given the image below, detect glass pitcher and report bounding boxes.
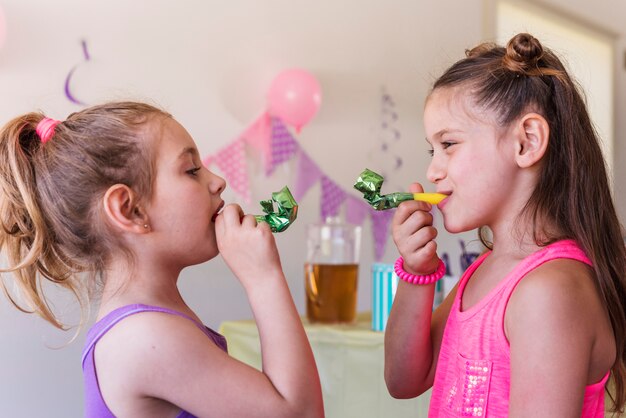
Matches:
[304,217,362,323]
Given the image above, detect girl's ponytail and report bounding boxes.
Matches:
[0,114,85,329]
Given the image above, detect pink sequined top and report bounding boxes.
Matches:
[428,240,609,417]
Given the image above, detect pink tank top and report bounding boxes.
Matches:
[428,240,609,417]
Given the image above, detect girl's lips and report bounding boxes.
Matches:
[437,194,450,209]
[211,201,225,222]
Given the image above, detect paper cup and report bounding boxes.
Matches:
[371,263,399,332]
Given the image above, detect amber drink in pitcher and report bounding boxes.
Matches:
[305,217,361,323]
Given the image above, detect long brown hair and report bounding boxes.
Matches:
[431,33,626,413]
[0,102,169,329]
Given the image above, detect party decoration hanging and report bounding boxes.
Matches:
[368,86,403,180]
[293,150,322,201]
[205,88,425,260]
[254,186,298,232]
[354,168,446,210]
[320,175,347,219]
[212,139,251,203]
[267,68,321,133]
[266,117,299,176]
[64,40,91,106]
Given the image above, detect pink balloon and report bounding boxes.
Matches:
[267,69,321,132]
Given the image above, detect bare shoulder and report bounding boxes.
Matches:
[95,311,227,400]
[507,258,598,336]
[505,258,616,380]
[505,259,615,414]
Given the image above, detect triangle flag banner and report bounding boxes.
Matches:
[267,117,299,176]
[293,150,323,201]
[241,112,272,168]
[345,195,370,226]
[320,175,347,220]
[213,138,251,203]
[202,154,213,168]
[371,209,395,261]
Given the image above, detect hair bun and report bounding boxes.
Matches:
[503,33,544,74]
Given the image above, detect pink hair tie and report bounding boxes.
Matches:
[36,117,61,144]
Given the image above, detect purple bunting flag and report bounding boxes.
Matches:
[266,117,299,176]
[320,175,347,220]
[293,150,322,201]
[345,195,370,226]
[371,209,395,261]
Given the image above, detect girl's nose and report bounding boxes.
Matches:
[426,155,445,184]
[209,172,226,194]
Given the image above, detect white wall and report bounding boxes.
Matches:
[0,1,623,417]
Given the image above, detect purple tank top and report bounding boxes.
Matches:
[82,304,228,418]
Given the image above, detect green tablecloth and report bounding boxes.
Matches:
[219,312,431,418]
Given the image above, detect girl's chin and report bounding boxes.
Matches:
[442,220,476,235]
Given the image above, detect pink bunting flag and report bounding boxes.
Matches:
[212,138,251,203]
[320,175,347,220]
[371,209,395,261]
[241,112,272,167]
[266,117,299,175]
[293,150,322,200]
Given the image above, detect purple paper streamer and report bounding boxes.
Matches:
[460,240,481,272]
[64,39,90,106]
[266,117,299,176]
[374,86,403,187]
[320,175,346,220]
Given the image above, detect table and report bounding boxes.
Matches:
[219,312,431,418]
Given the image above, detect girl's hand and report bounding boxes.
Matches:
[214,204,283,288]
[391,182,440,274]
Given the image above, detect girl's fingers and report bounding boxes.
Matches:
[404,226,438,253]
[408,182,424,194]
[220,204,244,226]
[241,214,258,228]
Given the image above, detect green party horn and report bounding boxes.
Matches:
[254,186,298,232]
[354,168,446,210]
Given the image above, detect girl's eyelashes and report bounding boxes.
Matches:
[427,141,455,157]
[186,166,201,176]
[441,141,455,149]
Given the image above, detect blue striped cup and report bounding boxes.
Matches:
[371,263,399,331]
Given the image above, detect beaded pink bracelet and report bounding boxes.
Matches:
[394,257,446,285]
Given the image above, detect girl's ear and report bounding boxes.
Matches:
[102,184,150,234]
[515,112,550,168]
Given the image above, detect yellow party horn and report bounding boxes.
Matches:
[354,168,445,210]
[412,192,446,205]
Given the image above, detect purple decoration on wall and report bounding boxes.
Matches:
[266,117,299,175]
[345,195,369,226]
[65,39,90,106]
[460,240,481,272]
[371,209,395,261]
[293,150,322,200]
[320,175,347,220]
[441,252,453,276]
